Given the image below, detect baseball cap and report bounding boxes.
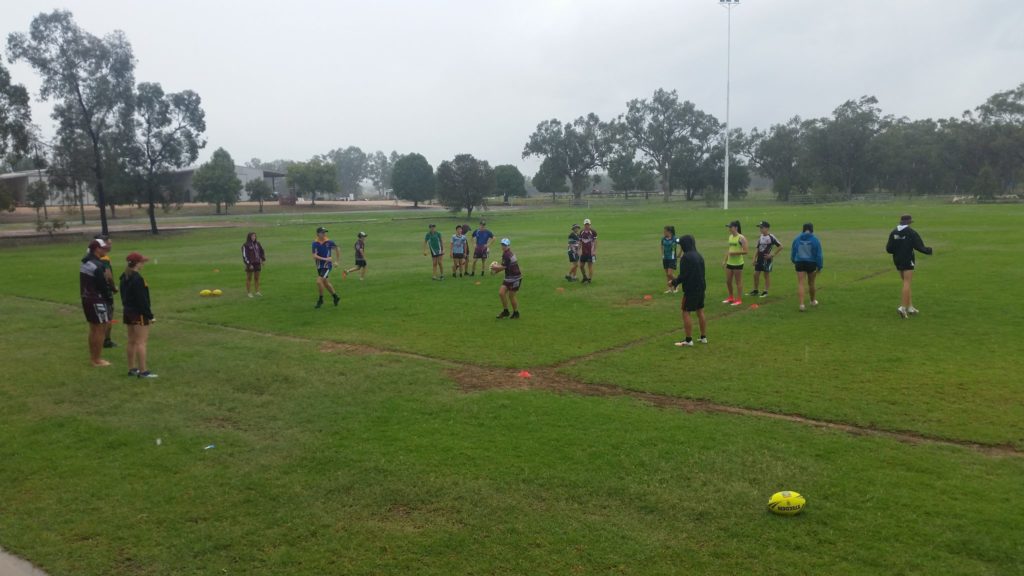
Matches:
[88,238,108,251]
[726,220,741,228]
[358,231,367,237]
[758,220,770,228]
[500,238,511,246]
[429,223,436,228]
[802,222,814,233]
[479,219,487,225]
[571,223,580,229]
[900,214,913,225]
[316,226,328,234]
[126,252,149,264]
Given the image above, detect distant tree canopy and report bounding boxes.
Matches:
[244,178,273,213]
[523,114,611,199]
[494,164,527,203]
[193,147,240,214]
[390,152,434,207]
[288,156,336,205]
[436,154,494,217]
[327,146,367,198]
[531,156,569,197]
[0,58,31,160]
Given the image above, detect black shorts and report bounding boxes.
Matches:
[355,259,367,267]
[681,292,705,312]
[503,278,522,292]
[452,254,466,260]
[568,251,579,263]
[663,258,677,271]
[246,263,262,272]
[474,246,489,259]
[726,264,743,270]
[430,249,443,258]
[317,266,333,278]
[580,254,595,263]
[894,260,915,271]
[794,261,817,273]
[83,300,111,324]
[754,257,773,273]
[124,310,151,326]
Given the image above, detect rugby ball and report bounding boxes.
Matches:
[768,491,806,516]
[212,289,223,296]
[199,289,212,297]
[489,261,499,269]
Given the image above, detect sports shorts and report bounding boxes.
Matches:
[754,257,773,273]
[663,258,677,271]
[83,300,111,324]
[894,259,916,271]
[580,254,595,263]
[503,278,522,292]
[246,263,262,272]
[794,261,817,273]
[430,248,443,258]
[726,264,743,270]
[124,310,152,326]
[474,246,489,259]
[568,251,579,263]
[317,266,333,278]
[681,292,705,312]
[355,259,367,267]
[452,253,466,260]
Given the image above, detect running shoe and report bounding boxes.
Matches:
[730,299,743,306]
[315,298,323,309]
[674,340,694,347]
[897,306,908,319]
[799,304,806,312]
[811,300,819,307]
[511,311,520,319]
[748,289,759,296]
[722,297,735,304]
[128,368,140,377]
[103,340,117,349]
[760,291,768,297]
[332,294,340,306]
[496,309,510,319]
[137,371,159,379]
[698,337,708,344]
[908,307,919,315]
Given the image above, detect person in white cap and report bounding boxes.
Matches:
[491,238,522,319]
[80,238,114,366]
[579,218,597,283]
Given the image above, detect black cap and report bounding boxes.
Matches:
[802,222,814,233]
[726,220,741,228]
[429,223,436,228]
[316,226,328,234]
[571,223,580,229]
[758,221,770,228]
[900,214,913,225]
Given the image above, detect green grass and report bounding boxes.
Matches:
[1,201,1022,575]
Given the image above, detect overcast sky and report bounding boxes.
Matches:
[4,0,1023,173]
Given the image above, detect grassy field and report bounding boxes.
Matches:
[1,201,1022,575]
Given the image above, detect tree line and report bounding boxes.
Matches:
[524,85,1024,202]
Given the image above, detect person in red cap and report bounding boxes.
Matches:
[886,214,933,319]
[81,238,114,366]
[119,252,158,378]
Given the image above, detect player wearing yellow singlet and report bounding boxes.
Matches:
[722,220,747,306]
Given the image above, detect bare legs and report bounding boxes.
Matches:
[89,323,110,366]
[900,269,914,309]
[126,323,151,372]
[682,309,706,339]
[725,268,743,300]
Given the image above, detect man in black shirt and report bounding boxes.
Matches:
[886,214,933,319]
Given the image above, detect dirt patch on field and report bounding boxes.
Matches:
[451,366,1024,458]
[319,342,385,356]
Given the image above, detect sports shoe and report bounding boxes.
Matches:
[315,298,323,309]
[664,289,674,294]
[137,371,158,379]
[511,311,520,319]
[897,306,908,319]
[469,272,475,276]
[698,336,708,344]
[748,289,759,296]
[332,294,340,306]
[722,297,734,304]
[760,291,768,297]
[255,292,262,297]
[799,304,806,312]
[674,340,694,347]
[248,293,254,298]
[103,340,117,348]
[496,309,510,319]
[811,300,819,307]
[908,307,920,315]
[565,275,573,281]
[730,299,743,306]
[128,368,140,377]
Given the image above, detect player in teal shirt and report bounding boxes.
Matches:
[662,225,681,293]
[422,223,445,280]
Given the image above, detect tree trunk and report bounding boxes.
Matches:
[216,202,221,215]
[258,200,264,213]
[77,182,86,225]
[466,205,473,218]
[90,137,109,236]
[147,182,160,235]
[413,200,419,208]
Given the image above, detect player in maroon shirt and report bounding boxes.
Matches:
[80,238,113,366]
[579,218,597,283]
[491,237,521,319]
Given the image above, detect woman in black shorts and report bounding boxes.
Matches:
[120,252,158,378]
[790,223,823,312]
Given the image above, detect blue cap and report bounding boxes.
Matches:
[500,238,511,246]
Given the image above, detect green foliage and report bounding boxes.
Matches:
[366,150,397,197]
[0,183,15,212]
[435,153,494,217]
[287,156,336,205]
[34,216,67,235]
[326,145,367,198]
[0,58,32,159]
[972,164,1000,201]
[7,9,136,236]
[523,113,611,198]
[493,164,527,203]
[192,147,241,214]
[531,156,569,196]
[244,178,273,213]
[390,152,434,207]
[120,81,206,233]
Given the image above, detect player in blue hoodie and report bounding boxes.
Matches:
[790,223,823,312]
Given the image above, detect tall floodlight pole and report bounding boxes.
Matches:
[719,0,739,210]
